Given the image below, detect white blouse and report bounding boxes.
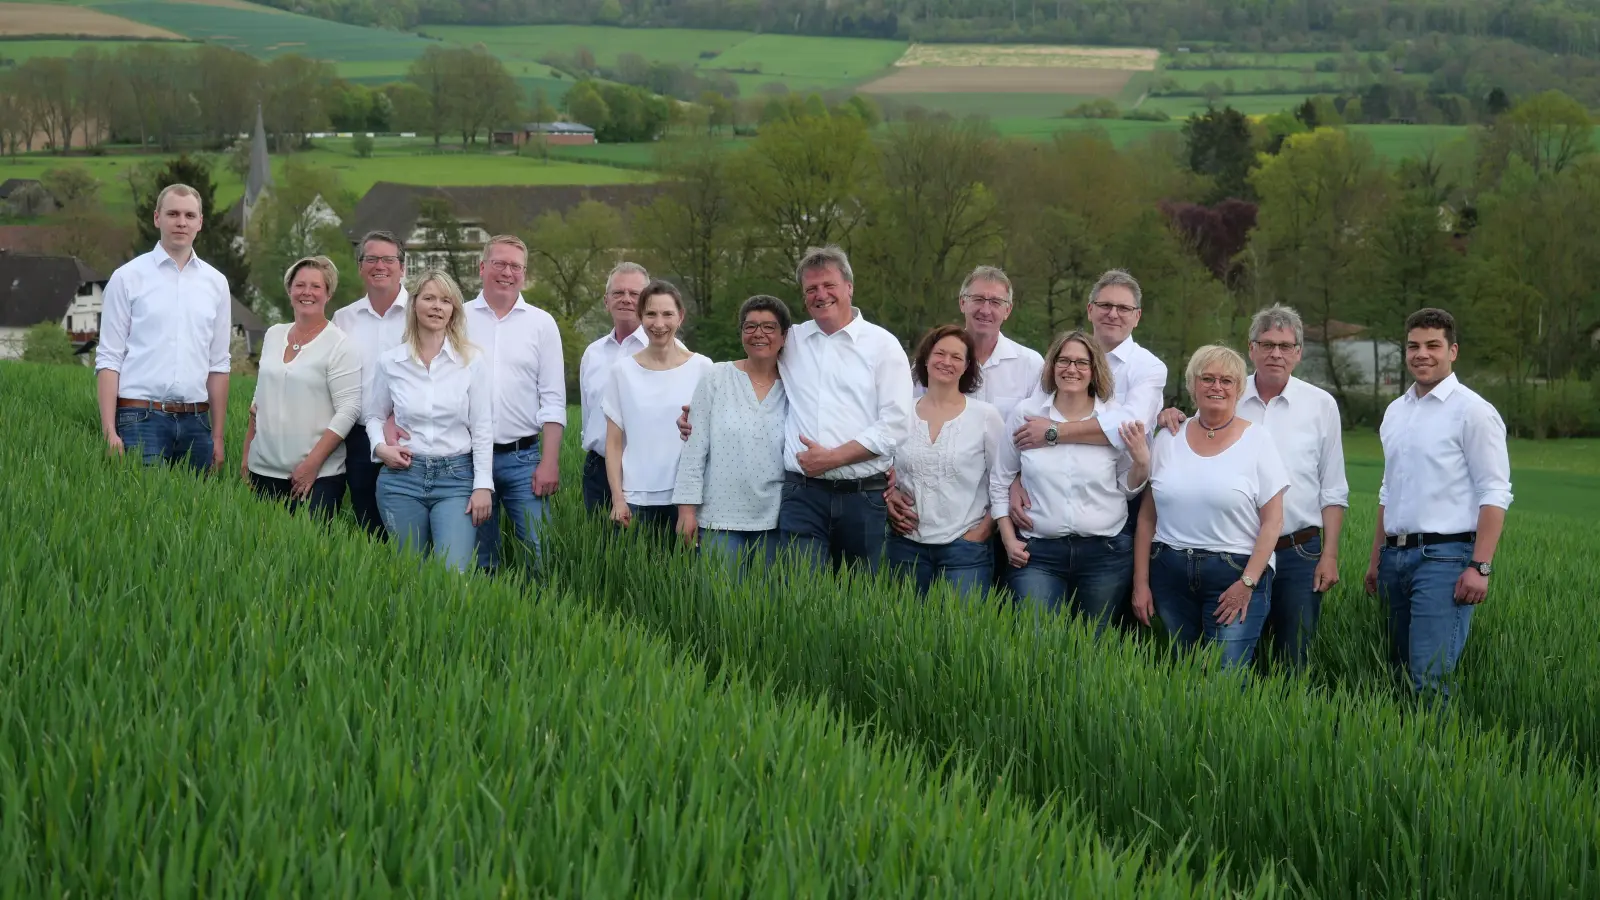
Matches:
[362,339,494,492]
[989,394,1143,539]
[603,353,714,506]
[672,362,787,531]
[248,324,363,480]
[892,397,1005,545]
[1149,424,1290,558]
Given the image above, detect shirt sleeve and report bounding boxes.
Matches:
[602,359,625,429]
[363,356,393,455]
[989,404,1025,518]
[1254,431,1292,509]
[1099,357,1167,448]
[468,357,495,492]
[980,403,1007,514]
[1462,400,1513,511]
[1317,394,1350,510]
[852,337,914,458]
[671,368,718,507]
[324,334,364,438]
[209,276,232,374]
[535,313,568,428]
[94,268,132,373]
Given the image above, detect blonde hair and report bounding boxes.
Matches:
[1184,344,1247,397]
[479,233,528,263]
[404,269,475,362]
[155,183,202,214]
[1040,330,1113,401]
[282,255,339,297]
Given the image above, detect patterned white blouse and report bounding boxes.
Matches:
[892,397,1006,545]
[672,362,788,531]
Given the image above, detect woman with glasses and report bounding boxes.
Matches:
[673,296,792,564]
[1131,344,1290,668]
[992,330,1149,631]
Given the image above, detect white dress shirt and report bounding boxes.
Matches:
[603,353,715,505]
[779,310,914,480]
[362,339,494,492]
[1149,424,1290,558]
[248,325,363,479]
[915,332,1044,422]
[464,294,567,444]
[1237,374,1349,535]
[894,398,1005,545]
[1378,373,1513,535]
[991,394,1144,539]
[94,245,231,403]
[1097,335,1168,449]
[579,325,649,455]
[332,287,409,400]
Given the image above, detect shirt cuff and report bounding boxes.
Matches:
[538,406,570,428]
[1476,489,1513,511]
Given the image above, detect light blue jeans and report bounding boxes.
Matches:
[1379,540,1475,699]
[377,453,478,573]
[475,444,546,570]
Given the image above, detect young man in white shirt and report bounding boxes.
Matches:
[464,235,566,569]
[95,183,232,474]
[578,262,650,512]
[777,246,915,572]
[1364,307,1512,700]
[1158,304,1350,668]
[332,230,410,536]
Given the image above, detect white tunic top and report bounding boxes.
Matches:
[464,294,568,443]
[892,398,1005,545]
[603,353,714,506]
[779,309,914,480]
[1237,374,1349,534]
[1149,424,1290,558]
[94,245,232,403]
[990,394,1143,539]
[248,324,363,479]
[1378,373,1513,535]
[672,362,788,531]
[362,339,494,491]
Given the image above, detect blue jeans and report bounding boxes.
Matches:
[700,527,778,567]
[1009,532,1133,634]
[115,407,212,472]
[582,450,611,513]
[1379,540,1474,697]
[1263,534,1323,669]
[777,474,888,574]
[248,471,346,521]
[1149,543,1272,668]
[343,428,385,537]
[376,453,478,573]
[886,532,993,600]
[475,444,546,570]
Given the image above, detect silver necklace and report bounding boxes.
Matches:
[289,322,327,352]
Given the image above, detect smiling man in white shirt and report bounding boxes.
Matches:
[946,265,1045,421]
[464,235,566,569]
[332,229,410,535]
[96,183,232,474]
[778,245,915,573]
[579,262,651,511]
[1365,307,1511,701]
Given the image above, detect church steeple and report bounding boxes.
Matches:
[245,103,272,210]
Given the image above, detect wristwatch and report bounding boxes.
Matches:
[1241,573,1257,589]
[1471,560,1493,576]
[1044,424,1059,447]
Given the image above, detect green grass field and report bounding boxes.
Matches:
[0,37,193,62]
[100,1,436,61]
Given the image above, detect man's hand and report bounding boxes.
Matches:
[1364,561,1380,596]
[210,441,226,475]
[1454,568,1489,605]
[1313,555,1340,593]
[1156,407,1186,435]
[290,459,318,499]
[676,405,692,442]
[104,430,125,457]
[1013,415,1053,451]
[675,507,698,548]
[1008,478,1034,532]
[533,458,560,497]
[795,435,835,478]
[886,488,918,535]
[1215,580,1252,626]
[383,416,410,446]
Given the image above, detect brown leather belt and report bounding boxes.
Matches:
[1275,526,1320,551]
[117,398,210,414]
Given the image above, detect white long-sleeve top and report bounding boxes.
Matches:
[603,353,715,505]
[1378,373,1513,535]
[672,362,788,530]
[1237,374,1349,534]
[94,245,231,402]
[464,294,567,443]
[894,398,1005,545]
[990,394,1144,539]
[248,324,363,479]
[362,339,494,491]
[779,309,914,480]
[578,325,649,455]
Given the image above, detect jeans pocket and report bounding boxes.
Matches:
[1292,541,1323,562]
[116,408,151,426]
[515,446,541,466]
[1220,552,1246,573]
[1104,533,1132,554]
[1420,543,1470,562]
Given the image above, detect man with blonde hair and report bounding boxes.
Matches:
[465,234,566,569]
[96,183,232,473]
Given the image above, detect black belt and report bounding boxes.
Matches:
[1275,526,1321,551]
[493,434,539,454]
[1386,531,1475,548]
[784,470,888,494]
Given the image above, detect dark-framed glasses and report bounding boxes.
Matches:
[1090,300,1140,316]
[742,321,781,336]
[1252,340,1300,354]
[1054,356,1092,370]
[361,254,402,265]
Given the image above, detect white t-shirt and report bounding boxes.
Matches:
[1149,424,1290,558]
[603,353,714,506]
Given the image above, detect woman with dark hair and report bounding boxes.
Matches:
[886,325,1006,598]
[604,280,713,532]
[673,295,792,563]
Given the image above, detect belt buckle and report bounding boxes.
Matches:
[1396,533,1410,548]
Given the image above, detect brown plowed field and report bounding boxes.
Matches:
[861,66,1134,95]
[0,4,184,39]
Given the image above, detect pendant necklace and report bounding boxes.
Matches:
[1196,415,1235,439]
[290,322,327,352]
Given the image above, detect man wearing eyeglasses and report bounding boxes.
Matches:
[333,229,411,535]
[1157,304,1348,669]
[578,262,652,511]
[464,235,566,570]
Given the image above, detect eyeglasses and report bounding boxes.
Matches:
[608,289,642,301]
[962,293,1010,309]
[1090,300,1140,316]
[487,260,526,273]
[1197,375,1239,388]
[742,322,781,336]
[1253,340,1300,353]
[1054,357,1092,370]
[361,254,402,265]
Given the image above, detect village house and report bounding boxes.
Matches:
[490,122,598,148]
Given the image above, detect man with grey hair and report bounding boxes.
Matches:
[1158,303,1349,668]
[579,261,652,511]
[334,229,411,535]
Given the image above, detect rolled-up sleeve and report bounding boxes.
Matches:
[852,336,913,458]
[363,357,393,454]
[1317,394,1350,510]
[94,270,132,373]
[536,313,568,428]
[324,334,364,438]
[468,357,495,492]
[989,405,1025,518]
[1463,402,1513,511]
[1099,360,1167,448]
[672,372,717,507]
[209,275,232,373]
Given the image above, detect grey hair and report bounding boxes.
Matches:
[606,261,649,291]
[796,245,854,285]
[1088,268,1142,308]
[960,265,1013,303]
[1249,303,1304,346]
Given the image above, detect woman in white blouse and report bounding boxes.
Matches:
[604,280,713,533]
[1132,344,1289,668]
[362,270,494,572]
[673,295,790,562]
[992,330,1149,632]
[886,325,1005,599]
[241,256,362,519]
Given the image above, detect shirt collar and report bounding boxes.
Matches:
[469,292,530,317]
[1243,372,1303,405]
[1041,394,1108,421]
[834,309,867,340]
[149,243,202,271]
[440,338,465,365]
[357,286,408,317]
[984,333,1021,365]
[1106,335,1137,362]
[1407,371,1461,403]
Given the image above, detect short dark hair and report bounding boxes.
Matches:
[639,279,684,315]
[739,294,792,334]
[1405,307,1457,345]
[913,324,982,394]
[359,230,404,261]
